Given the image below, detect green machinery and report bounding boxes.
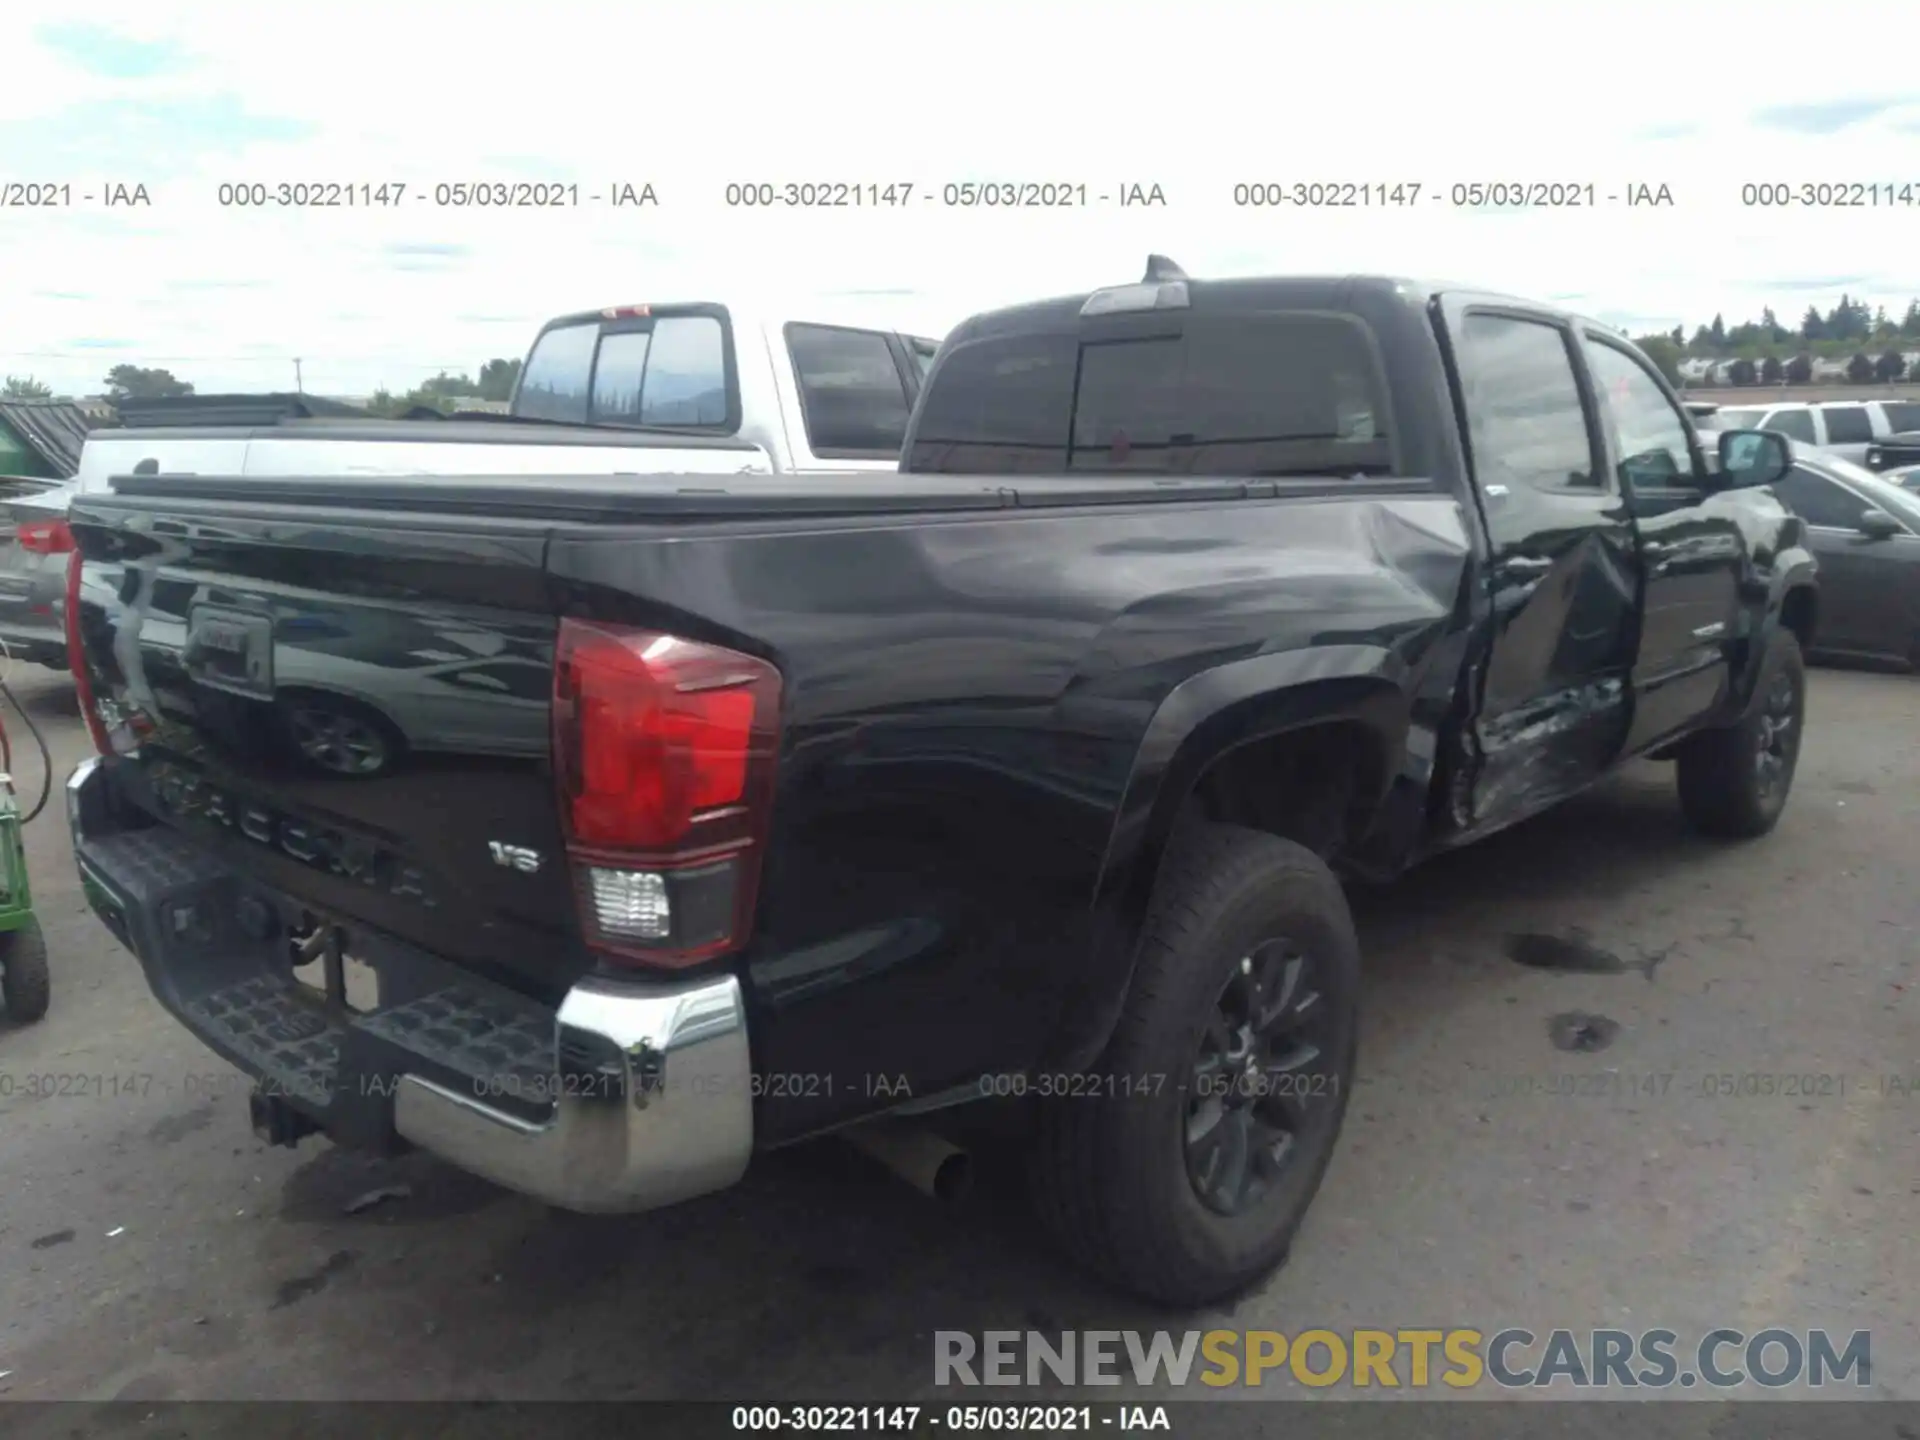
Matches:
[0,773,48,1022]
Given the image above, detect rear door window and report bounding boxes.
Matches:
[785,323,914,458]
[907,313,1394,477]
[1455,314,1598,492]
[1763,409,1817,443]
[1821,406,1872,444]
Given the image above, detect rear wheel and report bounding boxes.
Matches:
[1,917,50,1023]
[1676,628,1806,838]
[1029,823,1360,1306]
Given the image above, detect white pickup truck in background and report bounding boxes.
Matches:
[72,300,945,489]
[0,300,942,669]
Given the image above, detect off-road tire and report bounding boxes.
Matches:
[1676,628,1806,839]
[1029,823,1360,1306]
[1,916,50,1023]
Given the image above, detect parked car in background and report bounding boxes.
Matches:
[0,399,97,669]
[74,301,947,493]
[1766,445,1920,669]
[0,478,74,669]
[1712,399,1920,465]
[1863,430,1920,473]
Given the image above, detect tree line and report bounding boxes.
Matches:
[0,360,525,413]
[1634,295,1920,389]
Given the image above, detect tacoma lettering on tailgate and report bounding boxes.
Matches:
[146,760,439,908]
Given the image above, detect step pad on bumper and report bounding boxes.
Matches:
[84,826,233,895]
[186,976,346,1107]
[358,985,556,1100]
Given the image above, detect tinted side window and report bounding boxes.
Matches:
[786,324,912,456]
[514,322,598,423]
[1582,339,1693,488]
[1765,409,1817,443]
[909,333,1077,472]
[1455,314,1596,491]
[1880,402,1920,432]
[1822,406,1872,444]
[1772,466,1871,529]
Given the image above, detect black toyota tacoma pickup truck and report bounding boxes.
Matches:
[63,262,1816,1305]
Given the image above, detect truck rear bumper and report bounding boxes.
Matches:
[66,756,753,1213]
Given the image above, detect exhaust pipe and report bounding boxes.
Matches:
[843,1120,973,1204]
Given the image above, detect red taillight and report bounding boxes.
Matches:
[19,519,73,555]
[65,547,111,755]
[552,620,782,968]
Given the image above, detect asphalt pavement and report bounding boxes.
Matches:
[0,665,1914,1407]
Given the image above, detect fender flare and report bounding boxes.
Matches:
[1728,557,1817,719]
[1043,643,1411,1071]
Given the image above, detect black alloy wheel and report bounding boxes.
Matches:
[1185,938,1333,1217]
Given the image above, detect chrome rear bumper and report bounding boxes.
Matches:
[68,755,754,1213]
[391,973,752,1212]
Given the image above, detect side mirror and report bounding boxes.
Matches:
[1718,428,1790,487]
[1856,509,1902,540]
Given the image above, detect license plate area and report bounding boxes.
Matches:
[184,604,274,699]
[290,919,381,1015]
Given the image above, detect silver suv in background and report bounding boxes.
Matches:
[1711,399,1920,464]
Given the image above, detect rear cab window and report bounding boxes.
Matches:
[907,309,1396,477]
[512,308,736,430]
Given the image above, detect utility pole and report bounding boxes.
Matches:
[293,357,304,393]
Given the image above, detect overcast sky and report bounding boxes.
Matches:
[3,0,1916,397]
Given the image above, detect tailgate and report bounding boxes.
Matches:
[68,495,584,1000]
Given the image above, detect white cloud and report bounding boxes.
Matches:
[2,0,1917,395]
